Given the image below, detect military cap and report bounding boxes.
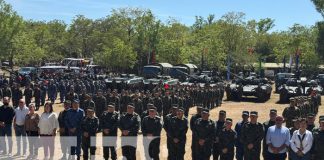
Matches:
[64,100,71,104]
[172,104,179,109]
[289,97,295,101]
[107,104,115,108]
[86,107,95,111]
[250,111,258,116]
[178,107,185,112]
[127,103,135,108]
[149,106,157,110]
[109,102,115,106]
[72,99,80,103]
[147,103,154,107]
[97,89,103,92]
[319,116,324,122]
[307,113,315,118]
[219,110,226,115]
[226,118,233,123]
[202,108,209,114]
[242,111,249,116]
[270,109,277,114]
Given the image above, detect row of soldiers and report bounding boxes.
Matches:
[0,76,225,115]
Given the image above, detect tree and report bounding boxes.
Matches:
[312,0,324,18]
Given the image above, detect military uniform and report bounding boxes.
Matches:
[93,94,107,118]
[219,119,237,160]
[190,107,202,159]
[167,109,188,160]
[192,109,215,160]
[312,116,324,160]
[213,110,226,160]
[119,109,140,160]
[24,86,33,106]
[12,86,22,108]
[100,107,119,160]
[240,111,264,160]
[262,109,277,160]
[58,102,70,159]
[141,110,162,160]
[282,105,301,128]
[234,111,249,160]
[81,110,99,160]
[33,86,41,110]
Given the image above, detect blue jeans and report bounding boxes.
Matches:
[14,125,27,154]
[0,124,13,154]
[291,151,310,160]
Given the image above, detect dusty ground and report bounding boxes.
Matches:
[0,86,323,160]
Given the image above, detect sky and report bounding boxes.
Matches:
[6,0,324,31]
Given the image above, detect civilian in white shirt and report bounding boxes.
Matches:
[290,118,313,160]
[39,102,59,160]
[13,99,29,157]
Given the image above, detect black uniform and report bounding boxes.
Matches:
[119,112,140,160]
[162,96,172,117]
[24,87,33,106]
[93,95,107,118]
[190,113,201,159]
[219,128,237,160]
[81,116,99,160]
[163,112,177,159]
[240,122,264,160]
[141,115,162,160]
[167,116,188,160]
[262,120,275,160]
[100,111,119,160]
[213,120,225,160]
[12,87,22,107]
[192,118,215,160]
[33,87,41,110]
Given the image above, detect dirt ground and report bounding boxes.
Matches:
[1,88,323,160]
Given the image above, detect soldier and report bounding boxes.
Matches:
[190,106,203,159]
[48,80,57,103]
[141,106,162,160]
[58,100,71,160]
[132,93,143,116]
[240,111,264,160]
[81,107,99,160]
[109,90,120,112]
[64,99,85,160]
[12,84,23,108]
[311,115,324,160]
[306,113,316,131]
[24,84,33,106]
[164,104,179,159]
[82,94,95,111]
[65,86,78,102]
[262,109,277,160]
[283,98,301,128]
[213,110,226,160]
[167,107,188,160]
[119,104,141,160]
[58,80,67,103]
[33,84,41,110]
[234,111,249,160]
[121,91,132,113]
[40,82,47,106]
[162,91,173,118]
[100,103,119,160]
[192,108,215,160]
[153,92,163,116]
[2,83,12,100]
[93,90,107,118]
[219,118,237,160]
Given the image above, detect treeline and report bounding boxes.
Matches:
[0,0,323,74]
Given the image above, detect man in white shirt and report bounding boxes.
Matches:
[290,118,313,160]
[13,99,29,157]
[266,116,290,160]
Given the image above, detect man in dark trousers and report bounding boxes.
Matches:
[192,108,215,160]
[190,105,203,157]
[0,97,15,155]
[234,111,249,160]
[64,99,85,160]
[167,107,188,160]
[12,83,23,108]
[262,109,277,160]
[213,110,226,160]
[100,103,119,160]
[93,90,107,118]
[219,118,237,160]
[24,84,33,106]
[58,100,71,160]
[240,111,264,160]
[141,106,162,160]
[119,103,140,160]
[163,104,179,159]
[81,107,99,160]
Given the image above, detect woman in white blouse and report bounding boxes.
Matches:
[38,103,59,160]
[290,118,313,160]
